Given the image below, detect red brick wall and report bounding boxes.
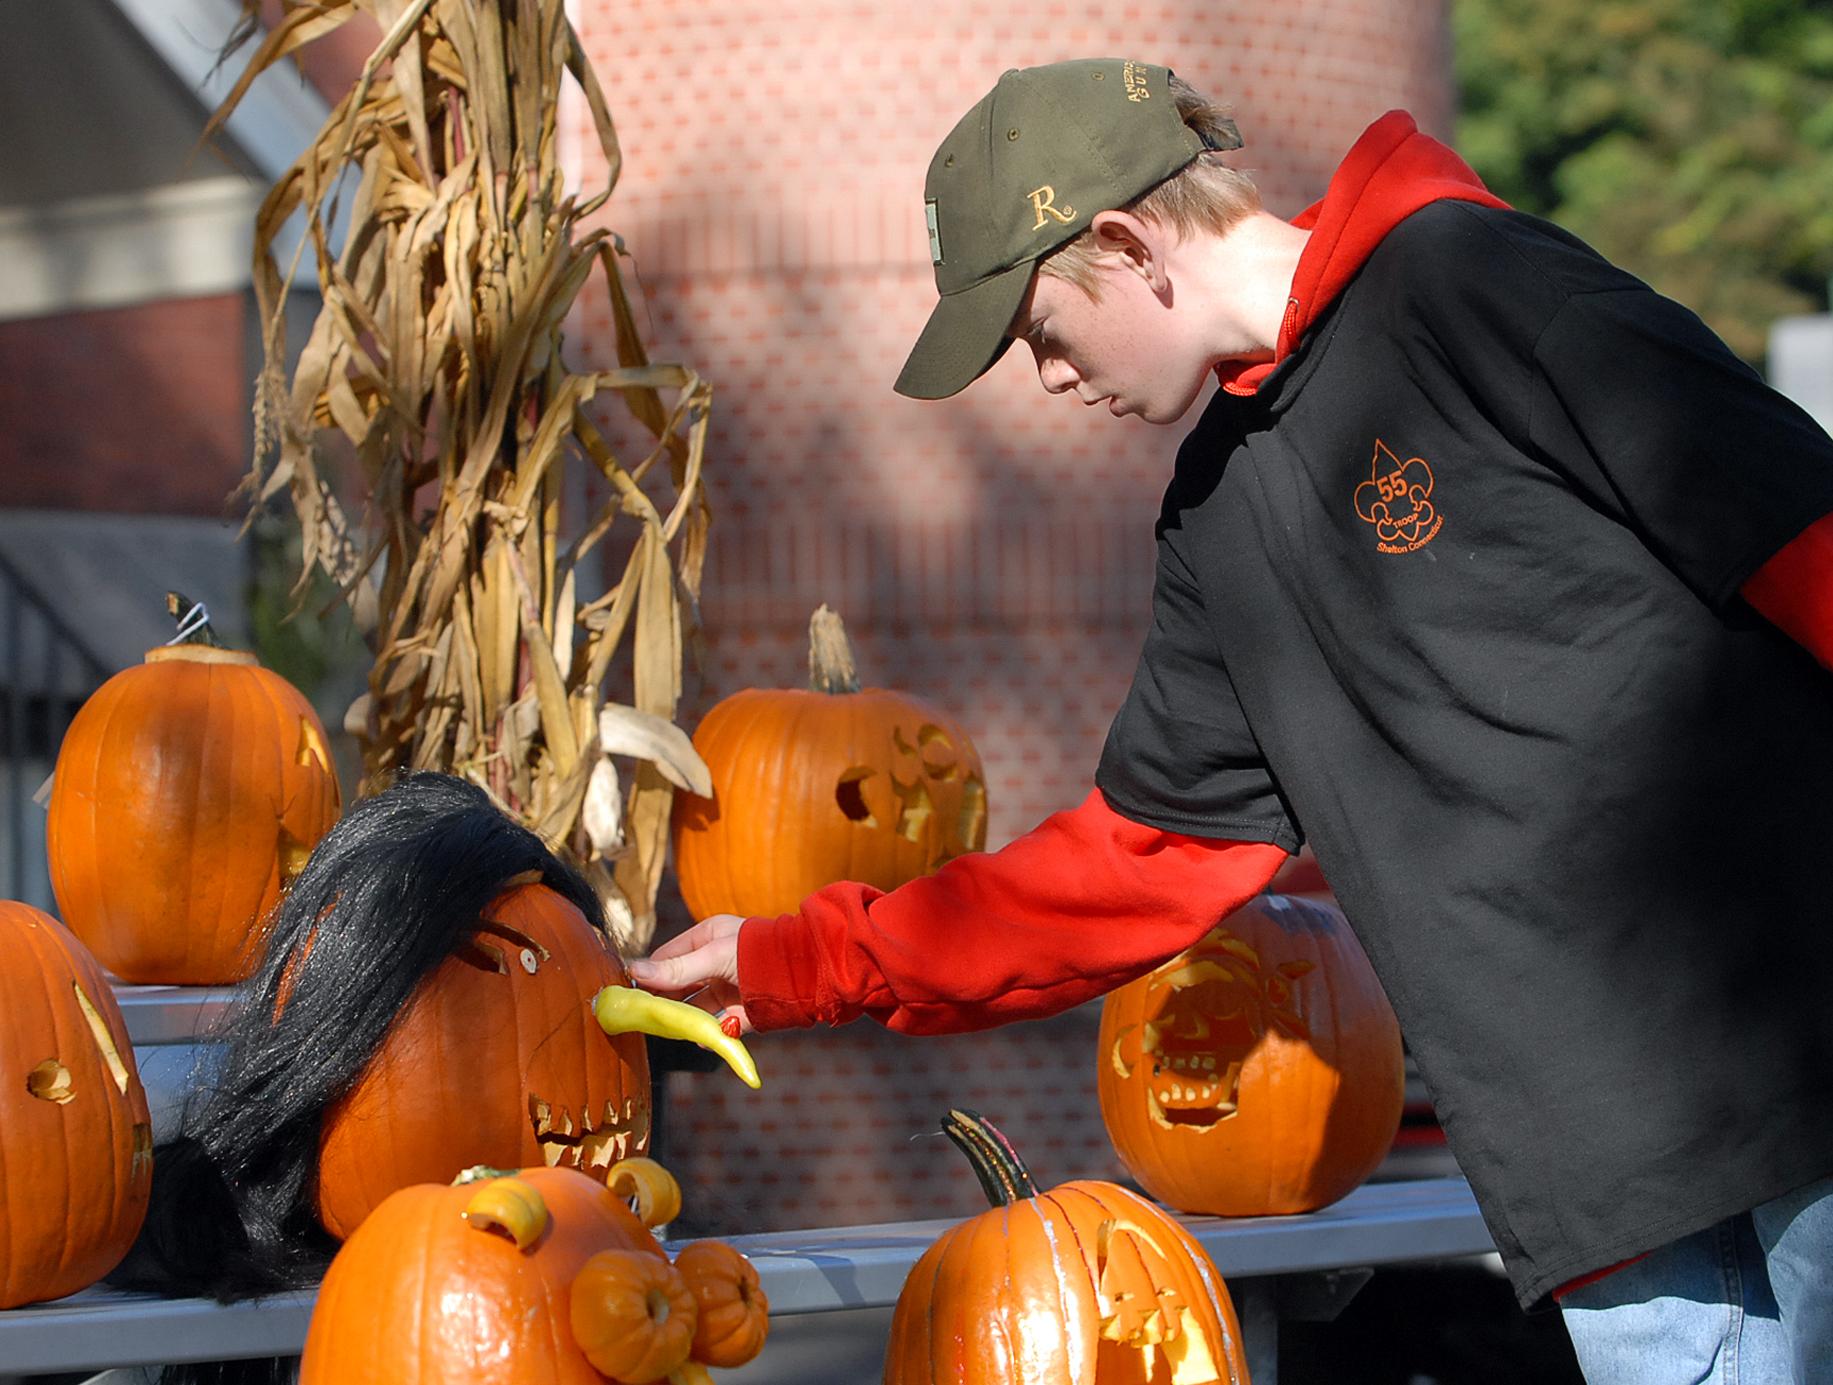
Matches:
[565,0,1454,1233]
[569,0,1455,848]
[0,295,247,515]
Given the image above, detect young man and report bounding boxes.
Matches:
[631,59,1833,1382]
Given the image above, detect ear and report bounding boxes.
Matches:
[1088,210,1168,291]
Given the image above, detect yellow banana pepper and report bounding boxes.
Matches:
[591,985,761,1089]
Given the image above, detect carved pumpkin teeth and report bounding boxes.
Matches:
[531,1091,638,1179]
[1165,1054,1221,1076]
[578,1128,626,1170]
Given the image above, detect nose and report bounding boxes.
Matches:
[1036,354,1078,395]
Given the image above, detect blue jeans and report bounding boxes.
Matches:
[1559,1174,1833,1384]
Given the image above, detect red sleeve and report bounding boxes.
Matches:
[735,788,1288,1036]
[1741,510,1833,671]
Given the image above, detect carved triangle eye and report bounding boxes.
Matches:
[73,982,131,1094]
[297,716,331,772]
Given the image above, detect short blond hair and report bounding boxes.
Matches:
[1039,74,1260,294]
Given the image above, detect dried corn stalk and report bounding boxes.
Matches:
[212,0,711,952]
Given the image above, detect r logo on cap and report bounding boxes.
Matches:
[1028,185,1077,231]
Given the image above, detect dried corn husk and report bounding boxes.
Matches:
[216,0,711,951]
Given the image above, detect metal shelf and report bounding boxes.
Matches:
[112,985,239,1046]
[0,1177,1491,1374]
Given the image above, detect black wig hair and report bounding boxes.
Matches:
[115,771,607,1311]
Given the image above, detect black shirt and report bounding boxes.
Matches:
[1097,200,1833,1307]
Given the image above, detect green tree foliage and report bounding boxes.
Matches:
[1454,0,1833,361]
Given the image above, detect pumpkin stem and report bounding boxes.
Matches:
[164,590,223,647]
[941,1108,1040,1207]
[807,605,861,694]
[451,1164,521,1186]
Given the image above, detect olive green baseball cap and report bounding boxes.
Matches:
[894,58,1240,400]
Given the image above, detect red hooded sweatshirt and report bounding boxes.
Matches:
[736,112,1833,1038]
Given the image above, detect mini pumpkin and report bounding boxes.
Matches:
[1097,893,1404,1216]
[0,901,153,1307]
[570,1249,698,1382]
[674,1239,770,1368]
[672,605,987,919]
[886,1109,1248,1385]
[46,596,341,984]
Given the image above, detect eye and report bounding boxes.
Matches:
[458,940,508,974]
[465,918,552,976]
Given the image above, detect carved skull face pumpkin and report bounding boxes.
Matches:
[1097,894,1406,1217]
[1,901,154,1307]
[315,884,652,1240]
[1123,932,1315,1131]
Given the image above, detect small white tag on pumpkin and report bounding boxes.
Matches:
[32,772,53,808]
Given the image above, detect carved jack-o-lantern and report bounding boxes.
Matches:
[47,603,341,984]
[1098,894,1404,1217]
[887,1109,1248,1385]
[303,1162,766,1384]
[0,900,153,1307]
[315,883,652,1239]
[673,606,987,919]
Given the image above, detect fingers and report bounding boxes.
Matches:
[646,914,744,963]
[626,919,740,996]
[715,1003,755,1038]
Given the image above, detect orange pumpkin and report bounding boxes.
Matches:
[0,901,153,1307]
[673,606,987,919]
[1097,894,1404,1217]
[675,1239,770,1368]
[300,1164,669,1384]
[314,883,652,1239]
[570,1249,698,1382]
[47,611,341,984]
[886,1109,1249,1385]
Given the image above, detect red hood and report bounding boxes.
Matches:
[1218,111,1509,397]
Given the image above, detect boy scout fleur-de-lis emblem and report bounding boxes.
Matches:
[1354,439,1443,554]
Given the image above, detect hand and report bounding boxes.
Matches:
[626,914,752,1035]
